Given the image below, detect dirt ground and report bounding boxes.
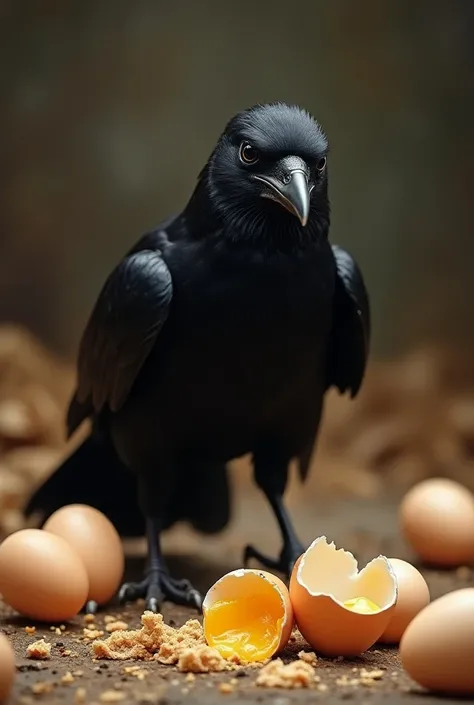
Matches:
[2,492,473,705]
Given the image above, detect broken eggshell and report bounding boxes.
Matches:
[202,568,293,663]
[289,536,397,656]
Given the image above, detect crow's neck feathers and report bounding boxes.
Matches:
[184,160,330,250]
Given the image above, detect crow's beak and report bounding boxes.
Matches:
[255,161,311,227]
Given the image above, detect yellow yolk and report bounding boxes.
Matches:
[203,596,283,662]
[343,596,380,614]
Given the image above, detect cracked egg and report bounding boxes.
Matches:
[289,536,397,656]
[202,568,293,663]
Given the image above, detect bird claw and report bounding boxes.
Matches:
[243,541,305,578]
[118,572,202,613]
[84,600,98,615]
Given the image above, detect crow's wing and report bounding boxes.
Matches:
[297,244,370,481]
[67,248,173,435]
[325,244,370,397]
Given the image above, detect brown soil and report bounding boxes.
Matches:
[2,495,472,705]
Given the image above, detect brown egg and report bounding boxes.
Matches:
[378,558,430,644]
[44,504,124,605]
[203,568,293,663]
[400,588,474,695]
[400,479,474,566]
[289,536,397,657]
[0,529,89,622]
[0,633,15,702]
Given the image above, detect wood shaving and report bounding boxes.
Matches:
[26,639,51,660]
[105,621,128,633]
[92,611,231,672]
[256,658,317,688]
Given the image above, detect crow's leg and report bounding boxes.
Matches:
[244,451,305,577]
[118,517,202,612]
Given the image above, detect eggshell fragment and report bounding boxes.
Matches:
[290,536,397,657]
[399,478,474,567]
[400,588,474,695]
[0,529,89,622]
[44,504,124,605]
[0,633,15,702]
[378,558,430,644]
[202,568,293,663]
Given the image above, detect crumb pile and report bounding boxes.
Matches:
[92,611,232,673]
[26,638,51,659]
[255,659,317,689]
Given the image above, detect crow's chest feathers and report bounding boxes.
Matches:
[171,243,335,344]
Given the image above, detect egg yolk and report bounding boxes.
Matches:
[343,596,380,614]
[204,596,283,662]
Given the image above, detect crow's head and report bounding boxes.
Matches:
[203,103,329,242]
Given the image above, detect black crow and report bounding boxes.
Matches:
[25,103,370,613]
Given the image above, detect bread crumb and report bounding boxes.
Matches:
[61,649,74,657]
[92,611,230,672]
[336,675,360,686]
[256,659,317,688]
[359,668,384,686]
[84,628,104,640]
[177,645,228,673]
[99,690,126,702]
[74,688,87,704]
[317,683,328,692]
[360,668,384,680]
[185,673,196,682]
[104,615,118,624]
[83,614,96,625]
[61,672,75,685]
[26,639,51,660]
[25,626,36,635]
[55,627,62,636]
[219,682,234,694]
[72,671,84,677]
[31,681,55,695]
[123,665,148,680]
[298,650,317,665]
[106,621,128,633]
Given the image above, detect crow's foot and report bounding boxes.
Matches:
[118,570,202,612]
[84,600,98,615]
[243,539,305,578]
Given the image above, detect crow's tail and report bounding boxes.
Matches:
[23,433,145,537]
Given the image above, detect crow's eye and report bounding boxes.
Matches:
[239,142,260,165]
[316,157,327,172]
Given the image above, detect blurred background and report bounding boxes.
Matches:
[1,0,474,542]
